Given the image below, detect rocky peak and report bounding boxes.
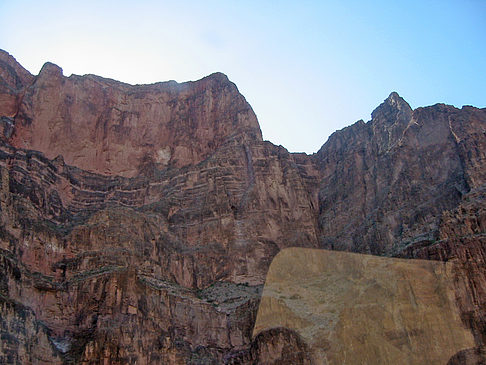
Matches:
[38,61,63,78]
[385,91,406,108]
[0,50,34,90]
[0,50,34,118]
[370,91,413,153]
[203,71,230,83]
[317,92,414,160]
[372,91,412,116]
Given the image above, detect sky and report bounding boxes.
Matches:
[0,0,485,153]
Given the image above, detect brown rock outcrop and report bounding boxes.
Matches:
[399,187,486,361]
[0,49,485,363]
[253,248,475,365]
[0,51,320,363]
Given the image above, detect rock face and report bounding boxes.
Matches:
[0,51,34,119]
[253,248,474,365]
[10,59,262,178]
[0,48,485,363]
[316,94,486,255]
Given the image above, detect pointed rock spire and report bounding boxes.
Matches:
[370,92,413,153]
[371,91,412,121]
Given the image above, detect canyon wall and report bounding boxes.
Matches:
[0,49,485,363]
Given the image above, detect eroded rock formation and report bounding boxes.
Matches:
[0,48,485,363]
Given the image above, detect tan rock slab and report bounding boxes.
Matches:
[254,248,475,365]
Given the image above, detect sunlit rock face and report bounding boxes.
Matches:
[9,59,262,178]
[253,248,475,365]
[0,50,319,364]
[0,48,485,363]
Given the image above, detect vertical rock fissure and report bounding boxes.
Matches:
[239,145,255,210]
[244,145,255,187]
[234,145,255,246]
[448,115,471,193]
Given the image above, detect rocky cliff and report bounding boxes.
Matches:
[0,49,485,364]
[8,59,262,178]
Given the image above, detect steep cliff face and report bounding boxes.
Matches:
[316,94,485,256]
[399,188,486,357]
[0,51,34,119]
[313,95,486,361]
[0,50,319,364]
[5,50,262,178]
[0,49,485,363]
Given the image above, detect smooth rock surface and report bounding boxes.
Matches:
[254,248,475,365]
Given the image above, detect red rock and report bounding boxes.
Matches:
[0,50,34,127]
[0,50,485,363]
[8,60,261,177]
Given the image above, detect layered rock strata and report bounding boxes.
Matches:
[0,48,485,363]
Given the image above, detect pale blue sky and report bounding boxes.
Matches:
[1,0,485,153]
